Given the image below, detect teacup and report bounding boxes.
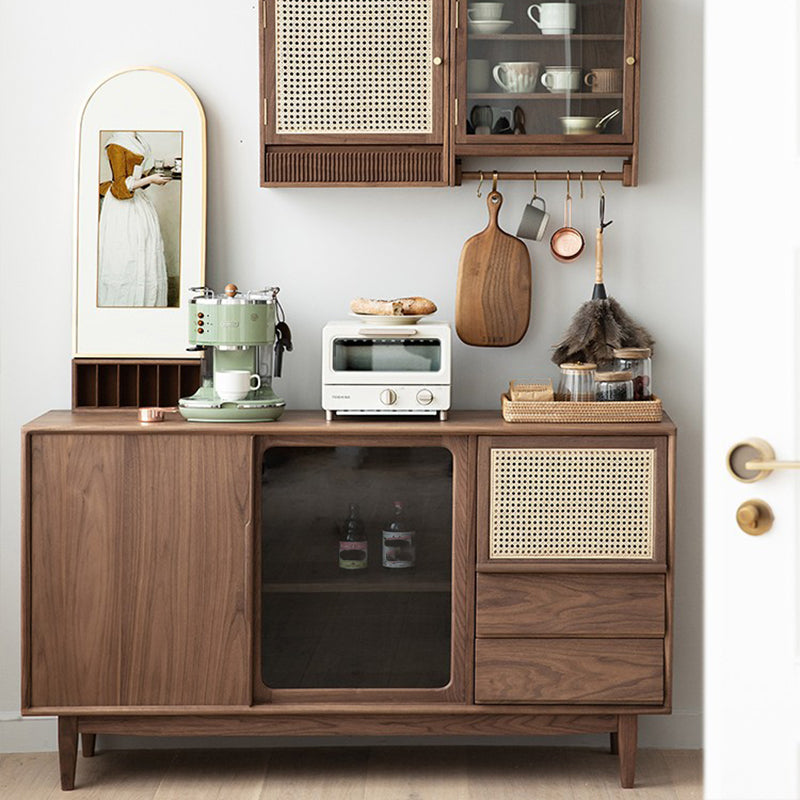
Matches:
[516,196,550,241]
[216,370,261,401]
[585,68,623,93]
[541,66,582,93]
[527,3,576,34]
[467,59,491,92]
[468,2,504,21]
[492,62,541,94]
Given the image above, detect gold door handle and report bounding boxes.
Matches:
[727,437,800,482]
[736,499,774,535]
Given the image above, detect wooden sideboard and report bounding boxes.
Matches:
[21,410,675,790]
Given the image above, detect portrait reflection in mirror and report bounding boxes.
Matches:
[97,130,183,307]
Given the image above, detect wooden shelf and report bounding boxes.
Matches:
[468,34,625,41]
[467,93,623,100]
[263,559,451,594]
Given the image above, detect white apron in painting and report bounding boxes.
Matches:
[98,132,168,307]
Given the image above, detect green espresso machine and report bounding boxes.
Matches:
[178,284,289,422]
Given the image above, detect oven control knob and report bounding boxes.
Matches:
[380,388,397,406]
[416,388,434,406]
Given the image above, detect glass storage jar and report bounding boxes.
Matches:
[594,371,634,402]
[556,363,596,402]
[613,348,652,400]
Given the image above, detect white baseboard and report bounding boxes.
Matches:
[0,710,702,754]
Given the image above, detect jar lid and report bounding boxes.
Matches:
[613,348,651,359]
[595,370,633,382]
[559,362,597,372]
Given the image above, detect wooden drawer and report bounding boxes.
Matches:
[474,639,664,704]
[476,574,666,637]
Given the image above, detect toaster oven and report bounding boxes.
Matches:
[322,320,451,420]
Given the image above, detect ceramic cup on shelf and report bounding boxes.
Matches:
[584,68,623,93]
[468,2,504,21]
[541,66,582,93]
[492,62,541,94]
[215,370,261,402]
[467,59,491,92]
[470,104,493,135]
[527,3,576,34]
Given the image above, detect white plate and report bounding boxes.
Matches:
[468,19,513,34]
[349,313,432,325]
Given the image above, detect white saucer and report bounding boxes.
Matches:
[349,313,433,325]
[468,20,513,34]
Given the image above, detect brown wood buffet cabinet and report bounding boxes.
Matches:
[21,410,675,791]
[259,0,642,186]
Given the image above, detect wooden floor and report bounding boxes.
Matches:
[0,746,701,799]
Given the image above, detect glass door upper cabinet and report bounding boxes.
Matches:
[456,0,636,142]
[265,0,445,144]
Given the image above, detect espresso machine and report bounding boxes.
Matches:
[178,284,290,422]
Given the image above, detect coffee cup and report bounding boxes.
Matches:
[492,62,541,94]
[216,370,261,401]
[541,66,582,93]
[468,2,503,21]
[516,195,550,241]
[527,3,576,34]
[467,59,491,92]
[584,68,623,93]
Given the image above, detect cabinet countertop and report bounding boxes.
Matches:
[23,409,676,437]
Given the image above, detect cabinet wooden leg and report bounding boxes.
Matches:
[58,716,79,791]
[617,715,638,789]
[81,733,96,757]
[610,731,619,755]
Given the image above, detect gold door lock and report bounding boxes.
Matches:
[736,499,774,536]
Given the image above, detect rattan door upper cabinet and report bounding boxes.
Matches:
[476,435,670,569]
[453,0,642,185]
[260,0,449,186]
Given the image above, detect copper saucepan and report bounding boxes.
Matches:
[550,178,585,262]
[137,406,178,423]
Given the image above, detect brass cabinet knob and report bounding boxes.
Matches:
[433,57,443,66]
[736,499,774,536]
[626,56,636,66]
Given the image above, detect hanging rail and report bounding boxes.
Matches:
[459,170,625,183]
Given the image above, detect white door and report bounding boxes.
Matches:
[705,0,800,797]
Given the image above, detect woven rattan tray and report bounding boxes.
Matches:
[501,393,663,423]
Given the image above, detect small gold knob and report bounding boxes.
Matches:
[626,56,636,66]
[736,499,774,536]
[433,57,443,66]
[224,283,238,297]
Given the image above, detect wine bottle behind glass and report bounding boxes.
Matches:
[382,500,416,569]
[339,503,367,570]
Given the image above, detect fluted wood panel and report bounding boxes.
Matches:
[28,434,252,708]
[265,149,444,184]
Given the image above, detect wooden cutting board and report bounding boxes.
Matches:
[456,191,532,347]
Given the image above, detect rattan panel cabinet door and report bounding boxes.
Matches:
[476,435,669,569]
[26,434,252,709]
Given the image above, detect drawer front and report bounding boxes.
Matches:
[475,639,664,704]
[476,574,666,637]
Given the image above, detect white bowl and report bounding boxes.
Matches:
[468,19,513,34]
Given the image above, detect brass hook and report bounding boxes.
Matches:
[566,170,571,201]
[580,171,585,199]
[532,170,538,200]
[492,171,498,193]
[477,171,484,198]
[598,170,606,196]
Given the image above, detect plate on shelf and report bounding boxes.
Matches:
[349,313,433,326]
[468,20,513,34]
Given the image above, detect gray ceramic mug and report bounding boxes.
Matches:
[516,195,550,241]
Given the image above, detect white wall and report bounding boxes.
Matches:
[0,0,703,751]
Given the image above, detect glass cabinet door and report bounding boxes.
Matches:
[259,445,455,695]
[457,0,635,142]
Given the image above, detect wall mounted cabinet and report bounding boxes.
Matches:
[23,411,674,791]
[259,0,641,186]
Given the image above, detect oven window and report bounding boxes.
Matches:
[332,339,441,372]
